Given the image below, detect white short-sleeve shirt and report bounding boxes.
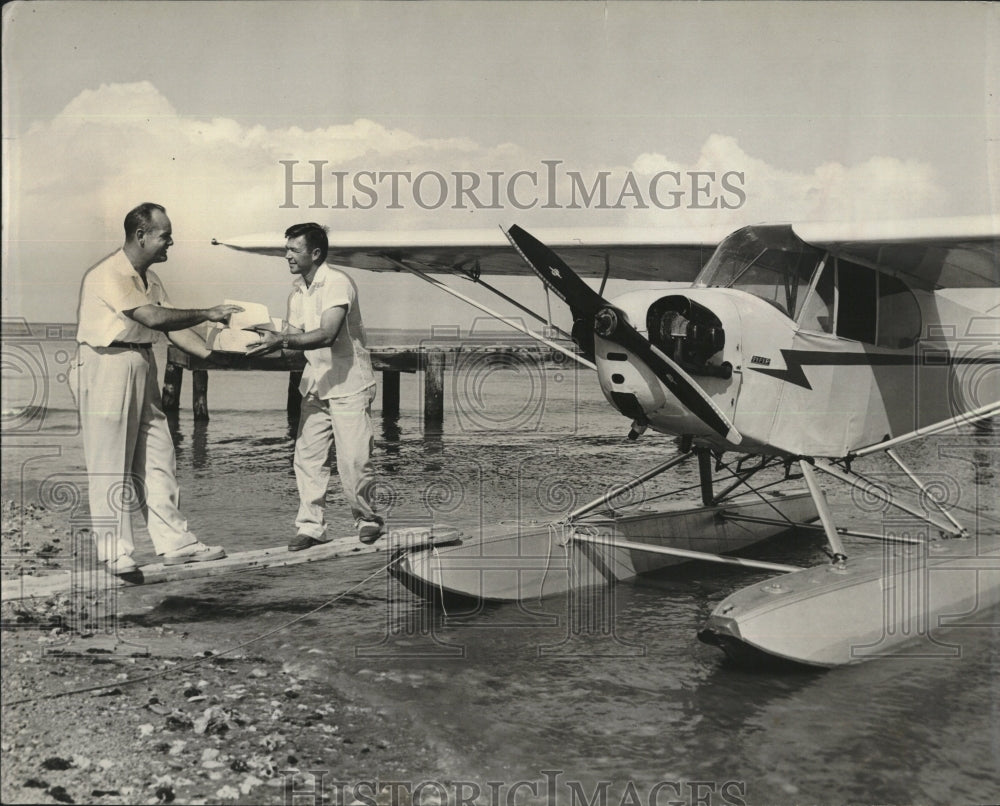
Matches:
[287,264,376,399]
[76,250,170,346]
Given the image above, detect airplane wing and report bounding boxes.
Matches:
[794,216,999,289]
[213,225,730,282]
[215,215,999,287]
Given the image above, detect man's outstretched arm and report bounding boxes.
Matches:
[167,327,213,360]
[125,303,244,332]
[245,305,346,356]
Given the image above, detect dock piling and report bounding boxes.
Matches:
[192,370,210,421]
[424,351,446,424]
[382,370,401,418]
[159,344,566,426]
[162,362,183,412]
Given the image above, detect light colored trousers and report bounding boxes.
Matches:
[294,386,379,538]
[77,344,196,560]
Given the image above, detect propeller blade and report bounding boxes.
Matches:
[504,224,603,361]
[505,225,742,445]
[505,225,605,316]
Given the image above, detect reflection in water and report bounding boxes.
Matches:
[190,421,209,470]
[380,412,401,456]
[166,410,183,452]
[421,422,445,470]
[164,418,214,470]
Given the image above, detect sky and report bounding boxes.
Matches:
[2,0,998,331]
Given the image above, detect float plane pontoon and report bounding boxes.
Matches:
[218,216,1000,666]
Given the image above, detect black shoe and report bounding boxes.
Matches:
[357,520,386,545]
[288,535,330,551]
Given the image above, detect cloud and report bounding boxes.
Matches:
[632,134,943,226]
[15,82,948,234]
[4,82,951,321]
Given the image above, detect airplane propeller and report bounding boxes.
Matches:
[504,225,742,445]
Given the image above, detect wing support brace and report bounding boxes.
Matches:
[453,266,573,341]
[377,254,596,371]
[848,400,1000,459]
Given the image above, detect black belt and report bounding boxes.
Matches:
[109,341,153,349]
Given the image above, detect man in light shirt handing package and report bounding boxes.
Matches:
[247,222,384,549]
[75,203,243,574]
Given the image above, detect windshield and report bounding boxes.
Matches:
[694,226,826,320]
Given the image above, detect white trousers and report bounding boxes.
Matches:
[77,344,196,560]
[294,386,379,538]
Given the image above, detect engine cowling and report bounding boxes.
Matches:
[646,295,732,379]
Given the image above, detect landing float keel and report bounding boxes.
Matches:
[391,491,818,602]
[699,534,1000,667]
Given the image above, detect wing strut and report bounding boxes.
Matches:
[378,255,596,371]
[598,253,611,297]
[848,400,1000,459]
[454,270,573,341]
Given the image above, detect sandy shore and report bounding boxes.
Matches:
[1,499,461,805]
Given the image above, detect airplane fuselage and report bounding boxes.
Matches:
[596,276,998,458]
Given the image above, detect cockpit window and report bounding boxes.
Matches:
[699,227,923,347]
[798,261,835,333]
[877,274,921,348]
[695,226,826,320]
[835,259,877,343]
[798,257,922,347]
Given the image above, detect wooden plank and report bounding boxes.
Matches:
[1,527,462,602]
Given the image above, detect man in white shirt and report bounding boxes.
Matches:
[76,202,243,574]
[247,223,383,548]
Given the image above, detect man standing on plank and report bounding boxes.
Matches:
[75,202,243,574]
[247,222,384,549]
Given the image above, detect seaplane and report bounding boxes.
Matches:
[214,215,1000,667]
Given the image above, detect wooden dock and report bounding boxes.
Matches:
[161,343,574,423]
[1,527,463,602]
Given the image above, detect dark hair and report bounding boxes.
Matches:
[124,203,167,240]
[284,222,329,264]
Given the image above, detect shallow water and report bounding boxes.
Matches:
[2,333,998,804]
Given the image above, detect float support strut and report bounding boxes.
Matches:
[800,460,848,566]
[566,451,694,523]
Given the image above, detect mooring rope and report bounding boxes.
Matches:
[541,522,562,600]
[429,542,452,619]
